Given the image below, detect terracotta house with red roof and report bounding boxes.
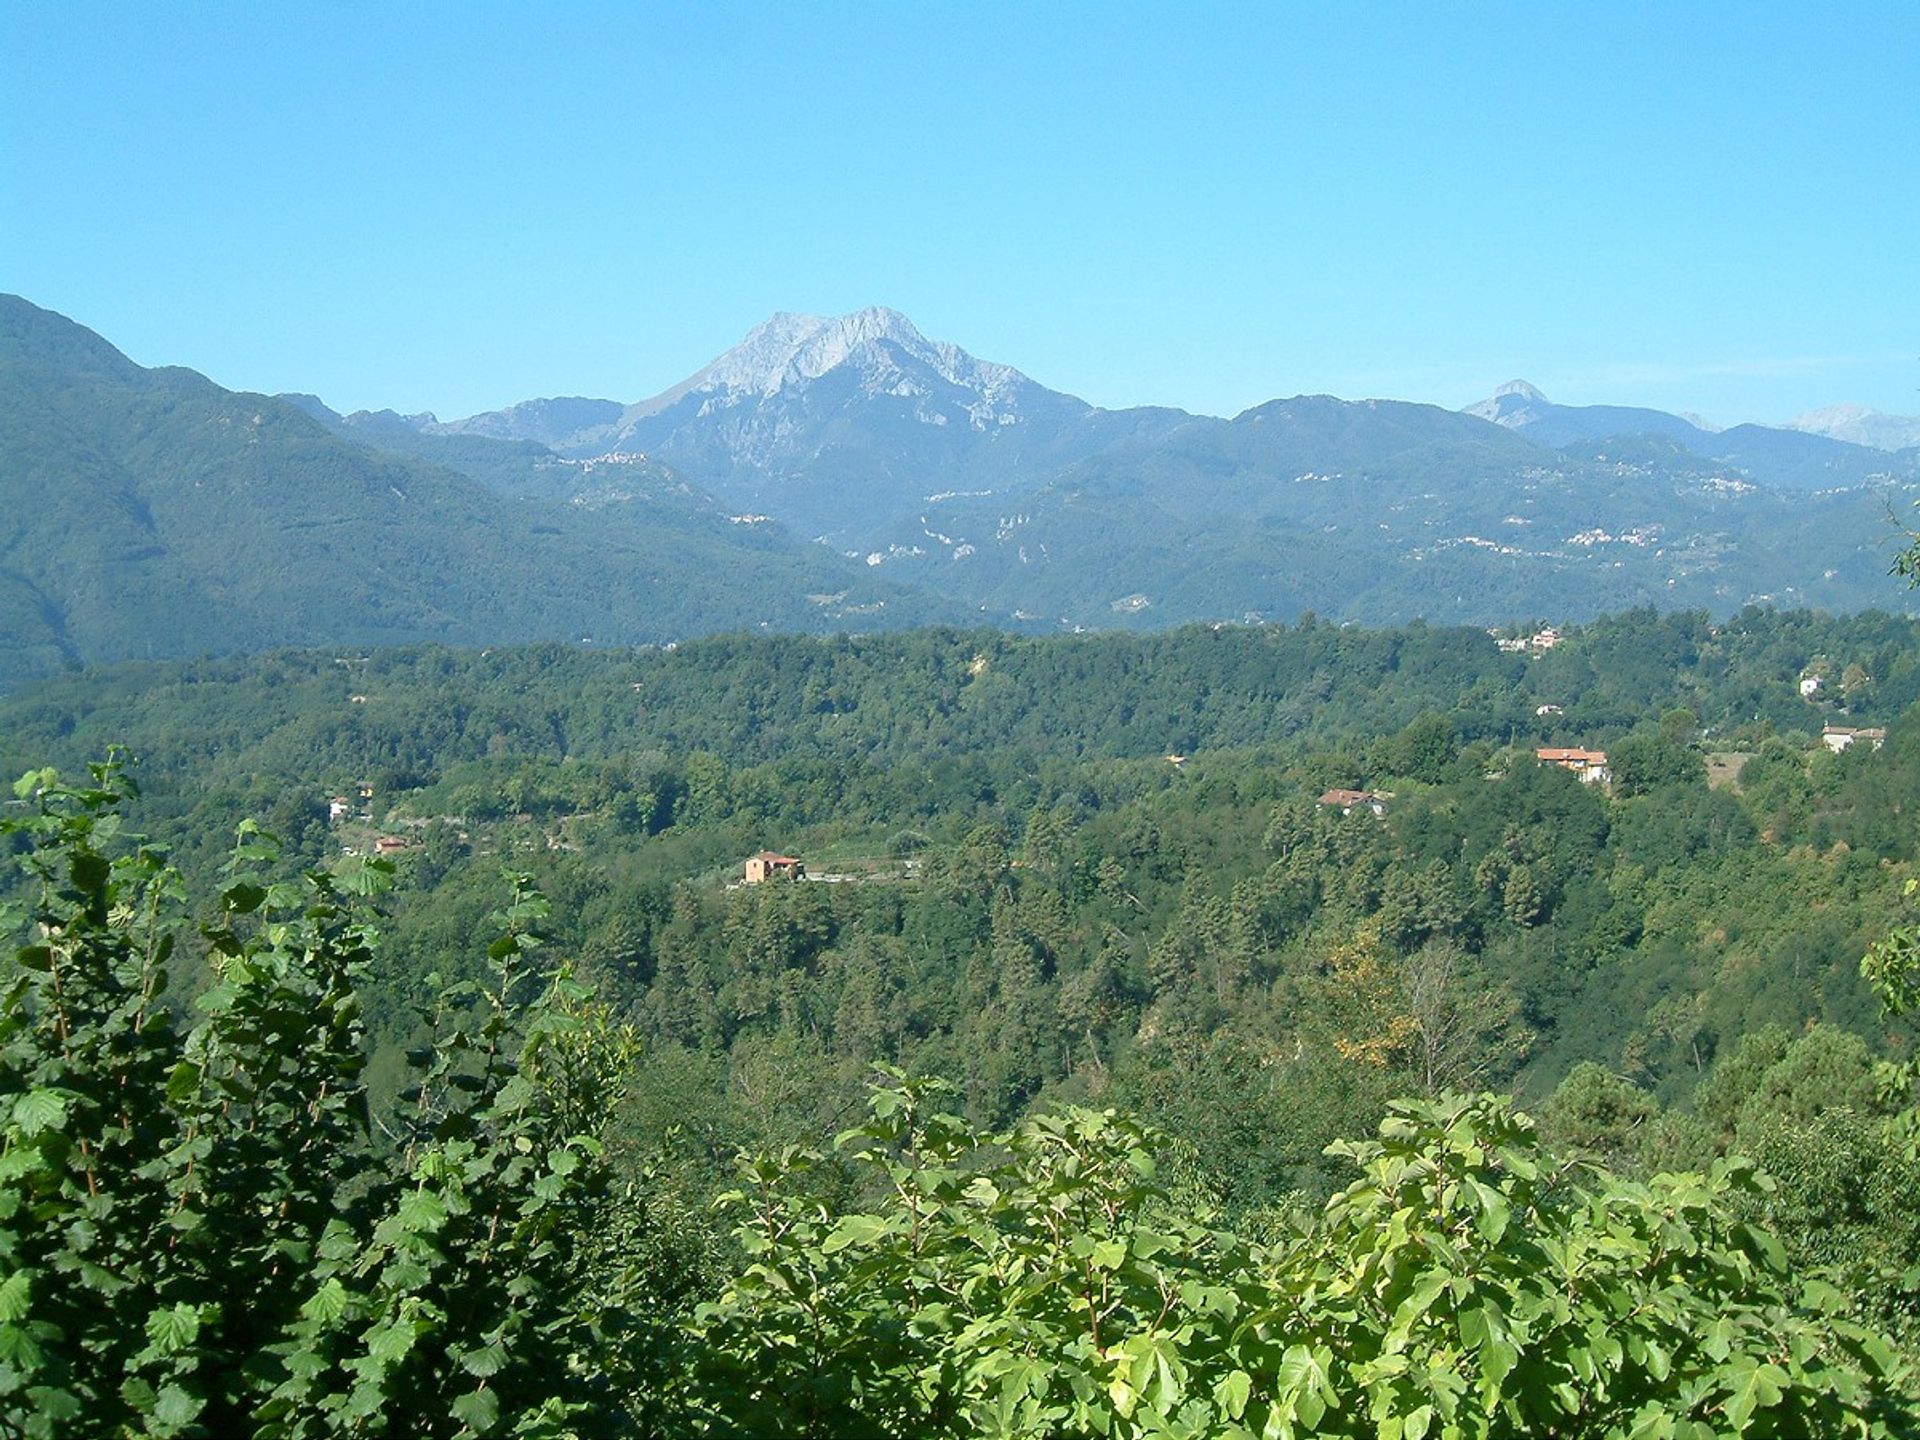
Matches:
[744,851,806,884]
[1536,747,1610,784]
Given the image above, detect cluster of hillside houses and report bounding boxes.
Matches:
[1490,626,1562,654]
[1312,748,1611,821]
[327,782,411,857]
[1315,788,1389,816]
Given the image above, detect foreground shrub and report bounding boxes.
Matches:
[684,1075,1914,1438]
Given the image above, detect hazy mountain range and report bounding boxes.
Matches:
[3,291,1918,686]
[419,307,1192,541]
[0,296,958,688]
[1789,403,1920,452]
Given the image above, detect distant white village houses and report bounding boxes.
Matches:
[1491,626,1562,655]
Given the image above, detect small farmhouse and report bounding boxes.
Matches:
[373,836,409,856]
[1822,724,1887,754]
[744,851,806,884]
[1316,788,1387,817]
[1536,746,1610,784]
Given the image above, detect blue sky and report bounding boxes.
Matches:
[3,2,1915,424]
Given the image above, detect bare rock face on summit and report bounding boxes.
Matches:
[1464,380,1714,448]
[671,307,1025,406]
[1789,403,1920,453]
[432,309,1190,541]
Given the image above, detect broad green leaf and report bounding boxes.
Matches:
[1215,1368,1252,1420]
[1132,1228,1176,1260]
[153,1385,203,1429]
[164,1061,202,1104]
[1702,1316,1736,1362]
[221,880,268,914]
[0,1322,46,1369]
[822,1213,889,1253]
[368,1320,419,1366]
[301,1277,351,1325]
[458,1340,507,1378]
[9,1089,67,1137]
[144,1302,202,1355]
[1463,1177,1511,1243]
[450,1387,500,1432]
[397,1188,448,1232]
[0,1271,28,1324]
[1721,1360,1787,1431]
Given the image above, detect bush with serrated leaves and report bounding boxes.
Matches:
[680,1072,1916,1438]
[0,760,665,1438]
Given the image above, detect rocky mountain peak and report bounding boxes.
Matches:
[682,307,1024,403]
[1493,378,1548,402]
[1464,379,1552,426]
[1790,403,1920,451]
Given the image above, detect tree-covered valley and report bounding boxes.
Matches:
[5,608,1920,1434]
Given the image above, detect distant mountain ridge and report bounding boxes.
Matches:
[1464,379,1717,447]
[646,307,1027,407]
[1460,379,1914,491]
[856,387,1912,630]
[430,395,625,447]
[0,294,960,688]
[420,308,1193,539]
[432,307,1043,445]
[6,292,1920,687]
[433,323,1916,526]
[1790,403,1920,452]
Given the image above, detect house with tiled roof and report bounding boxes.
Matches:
[1536,747,1610,784]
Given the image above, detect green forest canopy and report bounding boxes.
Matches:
[6,607,1920,1433]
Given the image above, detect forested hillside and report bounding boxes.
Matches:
[6,608,1920,1433]
[0,296,954,687]
[866,398,1915,628]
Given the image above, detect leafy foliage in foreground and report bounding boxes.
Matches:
[0,762,661,1437]
[687,1074,1912,1438]
[0,764,1915,1437]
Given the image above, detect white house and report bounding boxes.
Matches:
[1822,724,1886,754]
